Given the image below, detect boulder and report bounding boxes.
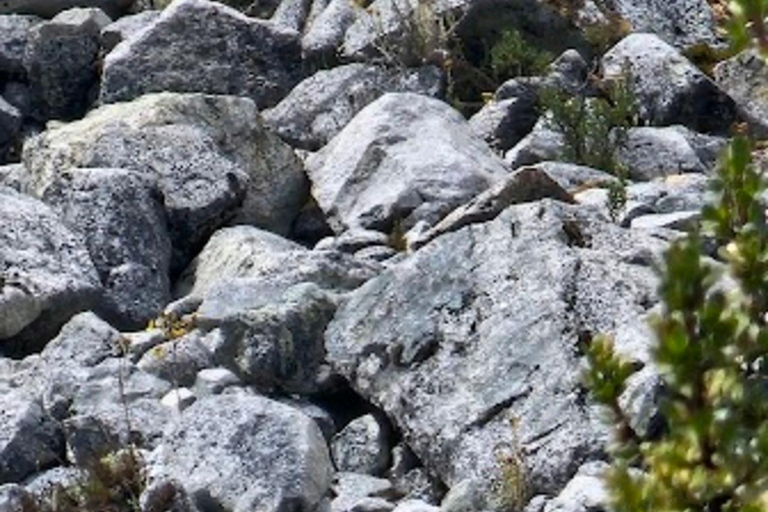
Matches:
[0,0,132,18]
[504,117,564,169]
[541,462,608,512]
[100,0,303,109]
[263,63,444,151]
[0,188,101,355]
[616,126,707,181]
[100,10,160,52]
[0,389,63,484]
[608,0,721,51]
[331,414,392,476]
[306,93,507,234]
[714,48,768,137]
[22,92,308,275]
[601,33,738,134]
[23,7,111,121]
[326,200,667,509]
[300,0,359,60]
[42,168,172,330]
[0,96,22,162]
[0,14,40,76]
[175,226,379,298]
[147,394,333,512]
[270,0,312,32]
[469,97,539,154]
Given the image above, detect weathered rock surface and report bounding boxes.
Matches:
[0,0,132,18]
[300,0,359,60]
[0,187,101,355]
[306,92,507,234]
[714,48,768,137]
[100,0,303,109]
[327,200,667,509]
[23,92,308,275]
[0,14,40,76]
[24,7,111,121]
[616,126,707,181]
[100,10,160,52]
[147,394,333,512]
[263,63,444,151]
[332,414,392,476]
[43,168,172,330]
[602,33,738,134]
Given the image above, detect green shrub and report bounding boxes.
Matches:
[584,135,768,511]
[539,75,637,175]
[488,29,553,82]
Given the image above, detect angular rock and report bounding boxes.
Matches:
[392,500,438,512]
[140,478,201,512]
[23,7,111,121]
[0,188,101,355]
[306,93,507,234]
[137,331,214,388]
[193,367,240,396]
[0,389,63,484]
[0,0,132,18]
[160,388,197,412]
[630,210,701,231]
[0,14,40,77]
[43,168,172,330]
[714,48,768,137]
[541,462,608,512]
[147,394,333,512]
[616,126,706,181]
[469,97,539,154]
[62,414,119,467]
[504,117,564,169]
[332,414,392,476]
[263,63,444,151]
[0,96,22,161]
[609,0,721,50]
[326,200,667,509]
[270,0,312,32]
[100,0,303,109]
[409,166,574,250]
[100,10,160,53]
[301,0,359,60]
[0,163,27,191]
[175,226,379,298]
[23,92,308,275]
[601,33,738,134]
[523,162,614,194]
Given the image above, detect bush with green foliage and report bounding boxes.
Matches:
[488,29,553,82]
[539,76,637,175]
[585,135,768,511]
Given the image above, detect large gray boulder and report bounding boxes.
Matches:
[326,200,667,510]
[23,7,111,121]
[22,92,308,275]
[300,0,359,60]
[306,93,507,234]
[147,394,333,512]
[601,33,738,135]
[43,168,172,330]
[263,63,444,151]
[0,14,40,76]
[100,0,303,109]
[0,187,101,355]
[0,0,132,18]
[714,48,768,137]
[172,226,380,393]
[0,389,63,484]
[608,0,721,50]
[616,126,707,181]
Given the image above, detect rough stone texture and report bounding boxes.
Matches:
[137,331,214,388]
[0,14,40,76]
[0,163,27,191]
[147,394,333,512]
[263,63,444,151]
[193,368,241,397]
[0,0,132,18]
[326,200,668,509]
[524,162,614,194]
[0,96,22,162]
[306,92,507,234]
[0,187,101,355]
[332,414,392,476]
[300,0,358,60]
[714,48,768,137]
[23,7,111,121]
[616,126,706,181]
[140,478,201,512]
[100,0,303,109]
[0,484,36,512]
[504,117,564,169]
[23,92,308,275]
[0,389,63,484]
[409,166,574,250]
[469,97,539,154]
[601,33,738,135]
[100,10,160,53]
[42,168,172,330]
[39,313,172,447]
[608,0,721,50]
[331,472,398,512]
[270,0,312,32]
[175,226,380,299]
[541,461,608,512]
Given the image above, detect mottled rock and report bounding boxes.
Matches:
[100,0,303,109]
[100,10,159,52]
[332,414,392,476]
